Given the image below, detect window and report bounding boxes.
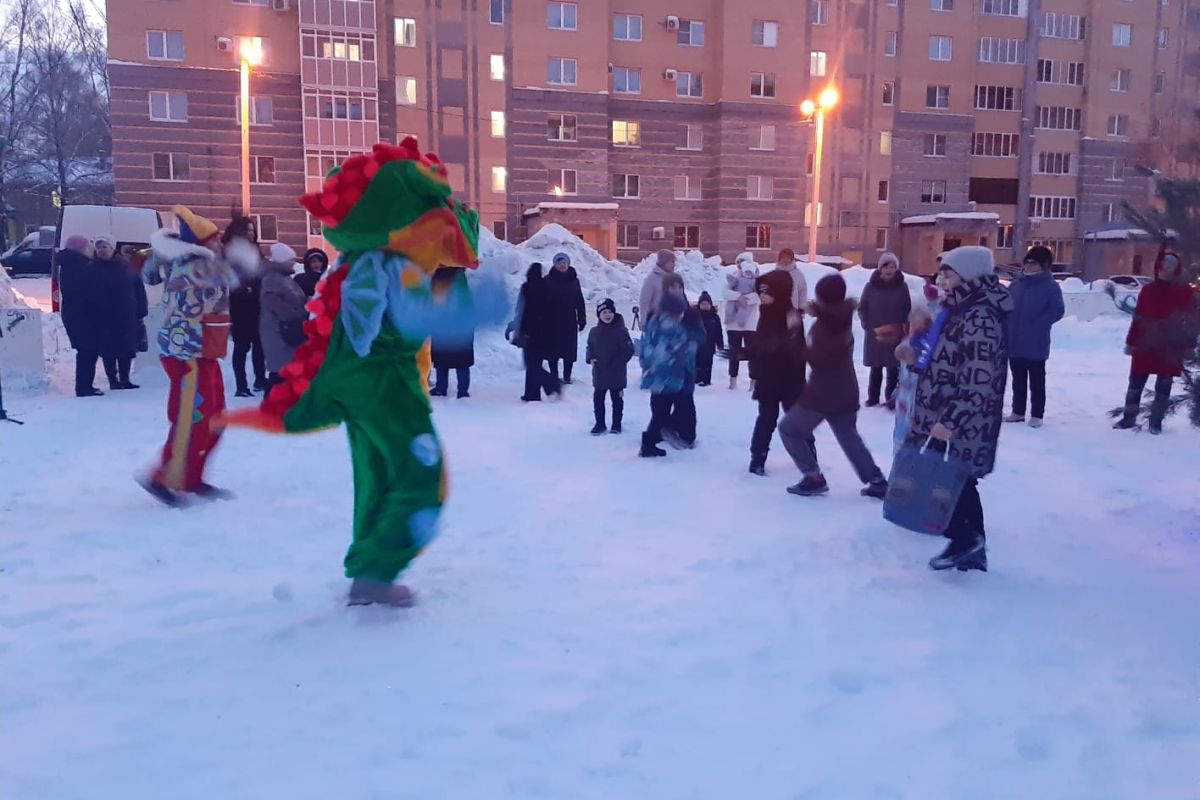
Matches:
[1034,105,1082,130]
[888,0,897,6]
[613,14,642,41]
[1110,68,1130,92]
[878,180,890,201]
[676,71,702,97]
[321,39,362,61]
[1035,152,1072,174]
[880,130,892,154]
[982,0,1019,16]
[677,19,705,46]
[803,203,824,226]
[493,220,508,241]
[236,36,272,65]
[926,85,950,109]
[674,175,702,200]
[921,180,947,203]
[490,110,505,138]
[146,30,184,61]
[151,152,189,181]
[1108,114,1129,136]
[249,156,275,184]
[1029,196,1076,219]
[236,96,274,125]
[1112,24,1131,47]
[997,225,1014,248]
[875,228,888,250]
[617,224,639,249]
[547,113,577,141]
[1157,28,1168,49]
[491,166,507,192]
[929,35,952,60]
[1151,118,1160,137]
[754,20,781,44]
[1154,72,1165,93]
[750,73,776,98]
[974,85,1021,110]
[316,95,372,120]
[612,67,641,94]
[978,37,1025,64]
[924,133,947,156]
[1037,60,1085,86]
[611,120,640,146]
[396,77,416,105]
[547,57,577,85]
[885,32,897,57]
[149,91,187,122]
[932,0,954,10]
[681,124,703,150]
[751,125,776,151]
[547,168,577,194]
[674,226,700,249]
[490,0,503,24]
[395,17,416,47]
[1110,159,1127,180]
[251,214,278,243]
[490,54,505,81]
[1030,239,1073,261]
[547,2,577,31]
[745,225,772,249]
[882,81,895,105]
[972,132,1019,157]
[613,174,640,198]
[811,3,828,25]
[1041,13,1085,40]
[746,175,774,200]
[810,51,827,76]
[970,177,1019,204]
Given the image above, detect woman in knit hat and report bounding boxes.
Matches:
[858,251,911,408]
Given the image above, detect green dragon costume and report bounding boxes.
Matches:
[224,139,505,605]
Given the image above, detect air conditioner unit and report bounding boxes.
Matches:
[663,68,678,81]
[665,15,680,30]
[607,62,614,74]
[651,226,667,240]
[271,0,290,10]
[215,36,234,53]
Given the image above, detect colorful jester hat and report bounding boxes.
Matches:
[299,137,480,273]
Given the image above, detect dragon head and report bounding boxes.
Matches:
[299,138,479,275]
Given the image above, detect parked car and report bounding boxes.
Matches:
[1,226,55,275]
[1106,275,1154,289]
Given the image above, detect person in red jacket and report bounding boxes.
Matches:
[1113,249,1198,434]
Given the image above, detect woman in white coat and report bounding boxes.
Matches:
[723,254,761,389]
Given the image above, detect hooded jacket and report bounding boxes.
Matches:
[516,264,554,353]
[696,291,724,351]
[1125,252,1198,377]
[639,305,706,393]
[586,312,635,391]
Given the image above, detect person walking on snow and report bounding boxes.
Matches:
[639,249,676,322]
[910,246,1012,572]
[429,266,475,398]
[724,254,761,389]
[1113,249,1198,434]
[586,298,634,434]
[637,280,705,457]
[695,291,724,386]
[294,247,329,298]
[57,234,105,397]
[259,242,308,395]
[1004,245,1065,428]
[747,270,810,476]
[777,273,888,498]
[858,251,911,408]
[772,248,809,310]
[514,262,562,401]
[543,252,586,384]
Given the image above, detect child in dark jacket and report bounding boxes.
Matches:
[695,291,724,386]
[777,274,888,498]
[638,279,706,457]
[747,270,809,476]
[586,298,635,434]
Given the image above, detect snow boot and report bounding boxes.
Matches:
[1112,417,1137,430]
[430,386,448,397]
[590,422,607,435]
[728,375,738,390]
[121,381,141,390]
[457,391,469,399]
[348,577,416,608]
[639,433,667,458]
[1003,413,1025,423]
[77,387,104,397]
[1028,417,1044,429]
[661,429,694,450]
[138,477,183,507]
[609,420,622,434]
[929,533,986,571]
[864,398,880,408]
[955,548,988,572]
[234,388,254,398]
[190,483,235,501]
[748,454,767,476]
[860,477,888,499]
[1148,421,1163,435]
[787,475,829,496]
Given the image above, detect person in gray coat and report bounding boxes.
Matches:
[639,249,676,322]
[1004,245,1065,427]
[858,251,912,407]
[258,242,308,393]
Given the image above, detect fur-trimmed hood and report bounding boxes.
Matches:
[151,228,216,262]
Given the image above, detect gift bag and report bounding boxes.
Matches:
[883,437,968,535]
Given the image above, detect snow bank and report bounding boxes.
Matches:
[0,268,34,309]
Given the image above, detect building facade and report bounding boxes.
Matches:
[107,0,1200,273]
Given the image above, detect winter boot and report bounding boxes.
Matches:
[138,476,183,507]
[190,483,235,501]
[729,375,738,390]
[639,432,667,458]
[1112,416,1137,430]
[860,477,888,499]
[1003,413,1025,423]
[348,577,417,608]
[1148,421,1163,435]
[1028,417,1044,429]
[235,388,254,398]
[748,454,767,476]
[929,532,986,571]
[864,398,880,408]
[430,386,448,397]
[590,422,607,435]
[787,475,829,496]
[955,547,988,572]
[121,381,141,390]
[610,419,622,434]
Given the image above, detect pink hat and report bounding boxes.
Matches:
[63,234,91,254]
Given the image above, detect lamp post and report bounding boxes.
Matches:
[800,86,839,264]
[239,41,263,216]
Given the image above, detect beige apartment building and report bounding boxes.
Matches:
[107,0,1200,274]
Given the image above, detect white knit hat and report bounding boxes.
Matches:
[940,246,994,282]
[269,242,297,263]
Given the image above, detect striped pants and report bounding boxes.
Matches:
[152,357,225,491]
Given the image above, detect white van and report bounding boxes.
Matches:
[52,205,163,309]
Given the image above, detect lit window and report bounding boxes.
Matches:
[611,120,641,146]
[880,130,892,155]
[395,18,416,47]
[490,110,505,138]
[396,77,416,105]
[547,169,577,194]
[250,156,276,184]
[810,51,827,76]
[490,54,505,81]
[491,166,507,192]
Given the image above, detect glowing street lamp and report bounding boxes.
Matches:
[801,85,839,264]
[239,40,264,216]
[552,185,564,198]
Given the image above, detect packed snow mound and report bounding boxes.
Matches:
[1059,277,1088,293]
[0,268,33,309]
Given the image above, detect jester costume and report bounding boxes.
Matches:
[224,139,505,604]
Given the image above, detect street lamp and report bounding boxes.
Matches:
[801,85,839,264]
[239,40,263,216]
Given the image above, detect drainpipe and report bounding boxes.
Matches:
[1014,0,1042,261]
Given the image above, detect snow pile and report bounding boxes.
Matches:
[0,268,34,309]
[1059,277,1089,293]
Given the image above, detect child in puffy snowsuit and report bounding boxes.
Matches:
[586,298,635,435]
[695,291,724,386]
[638,277,705,456]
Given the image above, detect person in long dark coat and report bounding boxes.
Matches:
[858,251,912,407]
[92,235,143,390]
[515,262,562,401]
[223,218,266,397]
[543,252,586,384]
[430,266,475,398]
[57,235,104,397]
[747,270,809,476]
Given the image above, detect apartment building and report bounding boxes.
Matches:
[107,0,1199,272]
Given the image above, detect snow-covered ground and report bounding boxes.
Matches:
[3,304,1199,798]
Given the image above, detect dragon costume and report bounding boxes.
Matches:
[223,138,506,604]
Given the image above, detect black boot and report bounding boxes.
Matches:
[609,419,622,434]
[639,432,666,458]
[929,532,986,571]
[787,475,829,496]
[590,421,607,435]
[860,477,888,499]
[748,454,766,476]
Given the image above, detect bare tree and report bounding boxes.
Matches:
[0,0,44,248]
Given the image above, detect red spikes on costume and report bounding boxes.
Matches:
[298,138,445,226]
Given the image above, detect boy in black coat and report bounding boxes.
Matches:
[748,271,808,475]
[695,291,724,386]
[585,298,635,434]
